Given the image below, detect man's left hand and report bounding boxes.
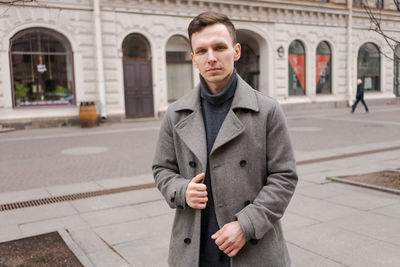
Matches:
[211,221,246,257]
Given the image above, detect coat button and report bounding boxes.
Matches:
[184,238,191,244]
[244,200,251,207]
[189,161,196,168]
[170,197,175,203]
[250,239,258,245]
[240,160,247,167]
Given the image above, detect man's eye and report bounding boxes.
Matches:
[216,46,226,50]
[196,49,206,54]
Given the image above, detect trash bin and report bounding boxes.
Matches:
[79,102,97,127]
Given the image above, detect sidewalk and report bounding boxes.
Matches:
[1,106,400,266]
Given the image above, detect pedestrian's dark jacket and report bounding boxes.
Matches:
[152,75,298,267]
[356,83,364,99]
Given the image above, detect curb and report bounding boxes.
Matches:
[326,176,400,195]
[58,229,95,267]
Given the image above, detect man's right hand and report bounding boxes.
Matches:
[185,173,207,209]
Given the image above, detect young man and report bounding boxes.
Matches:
[153,12,297,266]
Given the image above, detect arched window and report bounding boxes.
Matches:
[394,45,400,96]
[288,40,306,96]
[166,35,192,102]
[10,28,75,107]
[358,42,380,92]
[316,41,332,94]
[122,33,151,60]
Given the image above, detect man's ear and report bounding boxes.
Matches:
[190,52,198,69]
[233,43,241,62]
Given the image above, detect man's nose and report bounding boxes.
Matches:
[207,49,217,62]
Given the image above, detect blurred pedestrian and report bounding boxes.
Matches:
[351,78,369,113]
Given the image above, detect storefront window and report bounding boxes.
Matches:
[10,28,75,107]
[316,41,332,94]
[166,35,192,102]
[289,40,306,96]
[358,42,380,92]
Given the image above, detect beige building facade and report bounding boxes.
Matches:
[0,0,399,124]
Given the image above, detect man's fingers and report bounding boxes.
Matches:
[187,189,207,198]
[191,173,205,183]
[227,249,239,257]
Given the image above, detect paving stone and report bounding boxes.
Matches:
[336,240,400,267]
[0,224,21,243]
[0,188,51,204]
[134,199,174,218]
[294,183,347,200]
[287,243,345,267]
[69,228,110,255]
[70,188,163,213]
[95,174,154,189]
[47,181,103,196]
[58,229,95,267]
[325,190,399,211]
[286,194,362,222]
[80,204,147,228]
[94,213,173,246]
[286,223,378,263]
[330,212,400,246]
[371,202,400,219]
[0,203,77,226]
[19,215,90,236]
[114,235,169,266]
[86,249,131,267]
[281,212,319,232]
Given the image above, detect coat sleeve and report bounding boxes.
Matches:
[152,109,191,210]
[235,102,298,241]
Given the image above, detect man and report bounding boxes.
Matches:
[351,78,369,113]
[153,11,297,266]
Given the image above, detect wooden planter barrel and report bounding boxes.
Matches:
[79,102,97,127]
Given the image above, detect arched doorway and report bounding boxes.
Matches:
[166,35,192,102]
[288,40,306,96]
[357,42,380,92]
[122,33,154,118]
[394,45,400,96]
[235,30,260,90]
[316,41,332,94]
[9,27,75,107]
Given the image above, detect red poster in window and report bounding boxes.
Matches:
[316,54,331,84]
[289,54,305,90]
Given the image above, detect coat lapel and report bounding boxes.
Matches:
[211,76,259,155]
[174,87,207,171]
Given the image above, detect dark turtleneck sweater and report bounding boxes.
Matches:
[199,70,237,267]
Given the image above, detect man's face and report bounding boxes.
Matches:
[190,23,241,93]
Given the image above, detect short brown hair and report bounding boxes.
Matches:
[188,11,237,49]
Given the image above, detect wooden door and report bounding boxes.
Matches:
[123,59,154,118]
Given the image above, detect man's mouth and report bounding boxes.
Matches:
[206,68,221,72]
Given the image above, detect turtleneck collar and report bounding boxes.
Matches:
[200,69,238,105]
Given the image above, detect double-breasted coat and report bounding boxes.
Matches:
[152,76,298,266]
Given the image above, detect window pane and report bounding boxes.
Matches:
[289,40,306,96]
[12,54,74,107]
[166,35,192,101]
[123,34,151,59]
[11,29,68,53]
[316,41,332,94]
[358,42,380,92]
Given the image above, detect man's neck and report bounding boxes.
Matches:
[206,72,233,95]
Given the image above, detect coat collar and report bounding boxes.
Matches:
[172,75,259,113]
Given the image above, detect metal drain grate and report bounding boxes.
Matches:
[0,183,155,212]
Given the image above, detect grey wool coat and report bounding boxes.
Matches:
[152,76,298,267]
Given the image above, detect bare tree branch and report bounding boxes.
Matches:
[363,0,400,61]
